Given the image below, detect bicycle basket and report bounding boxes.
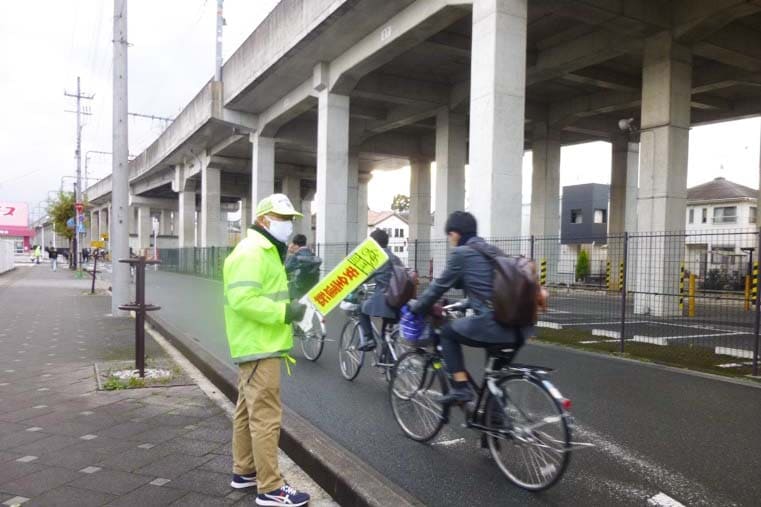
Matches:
[400,308,428,344]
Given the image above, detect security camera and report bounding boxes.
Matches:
[618,118,636,132]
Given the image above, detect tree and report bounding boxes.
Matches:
[391,194,410,213]
[47,191,76,242]
[575,248,590,283]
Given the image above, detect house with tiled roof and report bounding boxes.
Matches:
[685,177,758,276]
[367,210,409,262]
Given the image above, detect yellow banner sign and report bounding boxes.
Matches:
[90,240,105,249]
[307,238,389,315]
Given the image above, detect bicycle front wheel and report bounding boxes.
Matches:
[299,311,325,361]
[389,350,447,442]
[338,320,364,381]
[485,375,570,491]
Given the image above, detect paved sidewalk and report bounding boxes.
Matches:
[0,266,333,506]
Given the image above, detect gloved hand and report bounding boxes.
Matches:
[284,300,307,324]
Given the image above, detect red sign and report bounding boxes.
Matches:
[75,202,84,214]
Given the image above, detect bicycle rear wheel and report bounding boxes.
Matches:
[484,375,570,491]
[389,350,447,442]
[299,311,325,361]
[338,320,364,381]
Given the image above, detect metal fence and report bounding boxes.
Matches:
[155,227,761,376]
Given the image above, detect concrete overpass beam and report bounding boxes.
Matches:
[635,32,692,317]
[468,0,527,238]
[251,133,276,208]
[409,158,432,274]
[316,91,350,271]
[201,164,223,247]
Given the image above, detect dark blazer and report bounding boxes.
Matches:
[415,237,532,344]
[361,247,403,320]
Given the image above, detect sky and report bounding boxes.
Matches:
[0,1,759,221]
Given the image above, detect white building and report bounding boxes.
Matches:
[367,210,408,263]
[684,177,758,276]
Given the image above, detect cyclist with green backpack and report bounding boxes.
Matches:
[408,211,543,406]
[285,234,322,300]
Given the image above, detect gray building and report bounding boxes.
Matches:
[561,183,609,245]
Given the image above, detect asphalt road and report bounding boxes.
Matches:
[142,270,761,506]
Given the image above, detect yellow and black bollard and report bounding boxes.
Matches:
[618,261,625,292]
[540,258,547,286]
[688,273,696,317]
[753,261,759,305]
[606,261,611,290]
[679,263,685,313]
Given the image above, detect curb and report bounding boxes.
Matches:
[146,313,422,507]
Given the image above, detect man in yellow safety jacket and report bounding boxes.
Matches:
[223,193,311,506]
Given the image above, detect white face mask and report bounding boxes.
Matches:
[267,219,293,243]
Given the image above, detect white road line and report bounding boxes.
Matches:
[647,492,685,507]
[633,332,744,346]
[537,321,563,329]
[563,320,649,327]
[433,438,465,447]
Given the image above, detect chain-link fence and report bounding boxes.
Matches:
[154,227,761,376]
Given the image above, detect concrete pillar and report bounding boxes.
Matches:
[409,158,432,274]
[99,208,107,239]
[358,173,370,241]
[346,154,360,245]
[316,91,350,271]
[136,206,152,251]
[201,165,222,247]
[159,209,170,236]
[635,32,692,316]
[178,191,195,248]
[240,195,252,233]
[281,175,304,238]
[468,0,527,237]
[251,134,275,207]
[609,136,639,290]
[89,211,97,243]
[302,197,314,247]
[530,123,561,283]
[434,108,466,240]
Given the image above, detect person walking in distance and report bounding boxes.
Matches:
[223,193,311,506]
[47,242,58,272]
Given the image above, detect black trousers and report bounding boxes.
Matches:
[439,322,521,374]
[358,313,394,343]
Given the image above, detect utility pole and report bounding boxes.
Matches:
[64,77,94,276]
[112,0,129,317]
[215,0,224,81]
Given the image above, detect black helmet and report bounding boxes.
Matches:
[445,211,477,236]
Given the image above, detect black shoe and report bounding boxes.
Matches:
[435,385,474,406]
[357,339,376,351]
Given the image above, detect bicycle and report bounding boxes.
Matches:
[292,304,327,361]
[389,302,574,492]
[338,284,406,382]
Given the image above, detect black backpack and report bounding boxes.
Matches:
[469,242,540,327]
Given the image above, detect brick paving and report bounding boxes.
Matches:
[0,266,333,506]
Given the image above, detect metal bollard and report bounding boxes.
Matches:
[540,258,547,286]
[688,273,696,318]
[678,263,685,313]
[118,256,161,377]
[605,261,611,290]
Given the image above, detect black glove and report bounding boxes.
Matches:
[284,301,307,324]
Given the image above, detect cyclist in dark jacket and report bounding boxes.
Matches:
[358,228,403,351]
[285,234,321,300]
[410,211,532,405]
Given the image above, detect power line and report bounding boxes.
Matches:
[127,112,174,123]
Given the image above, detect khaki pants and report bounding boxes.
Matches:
[232,358,284,493]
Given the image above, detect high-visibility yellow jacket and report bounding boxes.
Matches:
[223,228,292,364]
